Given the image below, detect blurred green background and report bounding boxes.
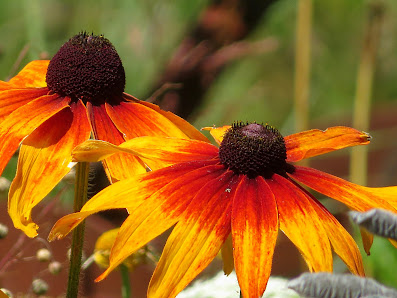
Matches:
[1,0,397,295]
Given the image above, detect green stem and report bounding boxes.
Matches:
[120,264,131,298]
[67,162,90,298]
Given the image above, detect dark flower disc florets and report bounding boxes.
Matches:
[219,122,294,179]
[46,32,125,103]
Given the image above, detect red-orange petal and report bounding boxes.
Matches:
[0,88,49,122]
[49,159,219,241]
[284,126,370,162]
[87,102,146,182]
[289,166,397,212]
[268,175,333,272]
[8,60,49,88]
[95,163,227,282]
[0,93,70,176]
[232,176,278,298]
[146,172,237,298]
[8,100,90,237]
[124,94,209,142]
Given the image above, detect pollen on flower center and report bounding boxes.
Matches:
[219,122,293,179]
[46,32,125,103]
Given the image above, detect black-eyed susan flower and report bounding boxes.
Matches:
[0,32,208,238]
[49,123,397,298]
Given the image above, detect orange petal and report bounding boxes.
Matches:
[49,159,220,241]
[72,137,218,170]
[306,195,365,276]
[289,166,397,212]
[125,94,209,142]
[231,176,278,298]
[221,234,234,276]
[8,60,49,88]
[146,172,237,298]
[268,174,333,272]
[0,94,70,176]
[8,100,90,237]
[95,163,227,282]
[285,126,370,162]
[87,102,146,182]
[0,88,49,122]
[202,126,231,145]
[106,101,189,139]
[360,227,374,256]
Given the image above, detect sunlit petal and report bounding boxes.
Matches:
[232,176,278,298]
[0,94,70,176]
[48,160,220,241]
[268,175,333,272]
[146,173,237,298]
[125,94,209,142]
[289,166,397,212]
[72,137,218,170]
[87,102,146,182]
[96,163,228,282]
[8,100,90,237]
[8,60,49,88]
[285,126,370,162]
[202,126,231,145]
[0,88,48,122]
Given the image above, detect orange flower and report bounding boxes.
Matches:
[49,123,397,298]
[0,32,207,238]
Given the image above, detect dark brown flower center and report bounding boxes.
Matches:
[219,122,294,178]
[46,32,125,103]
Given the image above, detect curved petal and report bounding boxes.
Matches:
[48,160,220,241]
[0,88,49,122]
[8,100,90,237]
[146,173,238,298]
[232,176,278,298]
[106,101,189,139]
[8,60,49,88]
[267,174,333,272]
[289,166,397,212]
[0,94,70,176]
[124,93,209,142]
[202,126,231,145]
[285,127,370,162]
[360,227,374,256]
[301,191,365,276]
[95,164,228,282]
[72,137,218,170]
[87,102,146,182]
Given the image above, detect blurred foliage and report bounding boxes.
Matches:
[0,0,397,289]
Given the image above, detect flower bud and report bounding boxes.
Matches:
[0,288,13,297]
[48,261,62,275]
[32,279,49,295]
[36,248,51,262]
[0,223,8,239]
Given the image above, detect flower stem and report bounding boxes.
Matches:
[120,264,131,298]
[67,162,90,298]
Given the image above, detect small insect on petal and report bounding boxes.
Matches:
[287,272,397,298]
[349,209,397,240]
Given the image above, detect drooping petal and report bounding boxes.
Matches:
[267,174,333,272]
[289,166,397,212]
[202,126,231,145]
[231,176,278,298]
[8,60,49,88]
[0,88,49,122]
[48,159,220,241]
[8,100,90,237]
[304,194,365,276]
[146,172,238,298]
[360,228,374,256]
[72,137,218,170]
[124,94,209,142]
[221,234,234,275]
[284,127,370,163]
[87,102,146,182]
[0,93,70,176]
[95,164,228,282]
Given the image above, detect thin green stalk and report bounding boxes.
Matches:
[67,162,90,298]
[349,2,384,185]
[120,264,131,298]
